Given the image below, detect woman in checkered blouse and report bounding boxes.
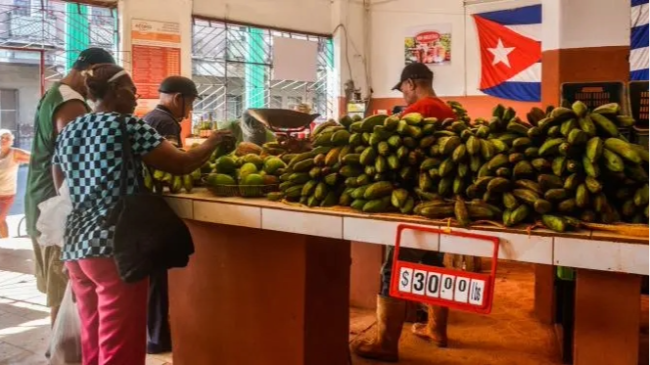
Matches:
[51,64,232,365]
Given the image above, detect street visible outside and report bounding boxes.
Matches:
[11,166,27,216]
[7,166,28,237]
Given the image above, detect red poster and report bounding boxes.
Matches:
[132,45,181,99]
[131,19,182,107]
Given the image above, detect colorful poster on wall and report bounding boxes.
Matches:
[131,19,181,101]
[404,24,452,65]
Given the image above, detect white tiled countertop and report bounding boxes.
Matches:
[164,189,649,275]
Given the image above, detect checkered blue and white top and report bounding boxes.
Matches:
[53,112,164,261]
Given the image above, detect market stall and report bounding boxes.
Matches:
[163,192,647,365]
[154,103,648,365]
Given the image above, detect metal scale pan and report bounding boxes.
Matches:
[247,108,321,153]
[247,108,320,133]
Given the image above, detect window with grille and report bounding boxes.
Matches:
[12,0,31,16]
[270,95,283,109]
[0,1,118,151]
[287,96,303,109]
[89,7,112,27]
[0,89,18,133]
[226,94,243,121]
[226,26,247,62]
[191,18,334,128]
[0,1,118,89]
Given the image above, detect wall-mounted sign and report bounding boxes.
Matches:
[405,24,452,65]
[131,19,181,101]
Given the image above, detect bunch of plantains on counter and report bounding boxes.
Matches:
[265,100,648,232]
[146,167,202,194]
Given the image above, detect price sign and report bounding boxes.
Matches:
[389,224,499,314]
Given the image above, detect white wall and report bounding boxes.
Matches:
[370,0,465,98]
[192,0,332,36]
[542,0,630,51]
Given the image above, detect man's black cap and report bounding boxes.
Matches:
[159,76,202,99]
[392,63,434,91]
[72,48,116,70]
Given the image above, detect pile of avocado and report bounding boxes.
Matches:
[205,153,287,197]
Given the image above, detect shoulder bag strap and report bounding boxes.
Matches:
[117,115,144,197]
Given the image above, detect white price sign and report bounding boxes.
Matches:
[397,268,487,307]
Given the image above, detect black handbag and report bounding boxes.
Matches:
[106,117,194,283]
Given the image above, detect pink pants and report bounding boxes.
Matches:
[65,258,148,365]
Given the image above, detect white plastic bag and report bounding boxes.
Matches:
[48,282,82,365]
[37,181,72,248]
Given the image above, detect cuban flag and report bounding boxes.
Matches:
[631,0,649,80]
[473,5,542,102]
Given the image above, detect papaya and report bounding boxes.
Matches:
[216,156,237,174]
[238,162,258,179]
[206,173,236,186]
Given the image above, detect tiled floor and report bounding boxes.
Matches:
[0,236,172,365]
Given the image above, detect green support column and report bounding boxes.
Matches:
[245,27,266,109]
[112,8,119,62]
[326,38,335,118]
[65,3,90,72]
[326,38,334,70]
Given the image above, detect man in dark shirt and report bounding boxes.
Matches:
[144,76,201,148]
[141,76,200,354]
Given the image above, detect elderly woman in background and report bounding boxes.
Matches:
[0,129,30,237]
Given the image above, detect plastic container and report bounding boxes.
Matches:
[627,81,649,149]
[561,82,631,138]
[632,127,649,150]
[627,81,649,129]
[560,82,625,110]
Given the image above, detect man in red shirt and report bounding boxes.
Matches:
[396,62,456,120]
[352,63,455,362]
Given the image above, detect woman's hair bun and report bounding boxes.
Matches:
[83,63,126,101]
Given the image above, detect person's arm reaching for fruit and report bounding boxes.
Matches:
[143,129,234,176]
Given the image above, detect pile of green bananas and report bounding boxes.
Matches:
[451,101,648,231]
[267,122,359,206]
[446,100,471,124]
[266,101,647,232]
[145,168,201,194]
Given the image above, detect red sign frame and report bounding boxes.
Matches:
[389,224,500,314]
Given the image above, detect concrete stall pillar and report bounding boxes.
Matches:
[540,2,639,364]
[330,0,368,117]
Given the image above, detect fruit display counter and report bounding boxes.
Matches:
[163,190,648,365]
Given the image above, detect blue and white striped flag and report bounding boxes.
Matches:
[631,0,649,80]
